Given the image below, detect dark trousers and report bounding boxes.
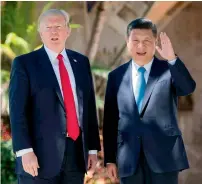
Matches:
[18,137,85,184]
[120,144,179,184]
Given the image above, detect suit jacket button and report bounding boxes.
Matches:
[140,118,142,121]
[137,136,140,139]
[64,114,67,118]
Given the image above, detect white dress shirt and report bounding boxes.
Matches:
[132,58,154,92]
[16,45,97,157]
[132,58,176,100]
[45,46,80,121]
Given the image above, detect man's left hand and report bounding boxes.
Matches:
[87,154,97,177]
[156,32,176,61]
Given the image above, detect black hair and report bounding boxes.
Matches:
[127,18,157,37]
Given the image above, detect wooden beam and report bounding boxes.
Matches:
[86,2,108,62]
[157,2,191,31]
[105,2,127,36]
[107,15,128,36]
[145,1,178,24]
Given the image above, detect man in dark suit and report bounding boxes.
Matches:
[103,18,196,184]
[9,9,101,184]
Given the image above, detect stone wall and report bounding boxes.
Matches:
[162,2,202,184]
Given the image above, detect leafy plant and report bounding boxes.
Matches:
[91,65,110,79]
[1,140,17,184]
[1,70,10,85]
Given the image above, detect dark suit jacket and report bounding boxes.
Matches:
[103,57,196,178]
[9,46,101,178]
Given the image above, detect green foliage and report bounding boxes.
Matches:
[1,44,16,60]
[1,140,17,184]
[41,1,55,13]
[1,1,38,57]
[5,33,30,54]
[26,22,38,51]
[1,70,10,103]
[1,1,17,41]
[91,65,109,109]
[1,2,56,51]
[91,66,110,79]
[1,70,10,84]
[1,1,82,61]
[1,1,36,42]
[70,24,82,29]
[1,33,31,61]
[96,96,104,109]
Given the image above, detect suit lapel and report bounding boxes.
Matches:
[37,47,84,123]
[140,57,162,115]
[66,50,83,125]
[119,61,139,116]
[37,46,65,109]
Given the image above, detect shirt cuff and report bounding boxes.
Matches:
[88,150,97,154]
[168,58,177,65]
[16,148,33,157]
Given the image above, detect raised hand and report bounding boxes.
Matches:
[156,32,176,61]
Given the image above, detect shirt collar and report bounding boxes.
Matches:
[132,57,154,74]
[44,45,67,64]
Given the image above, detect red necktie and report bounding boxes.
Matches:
[57,54,79,141]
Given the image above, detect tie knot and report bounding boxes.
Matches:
[57,54,63,60]
[138,67,146,74]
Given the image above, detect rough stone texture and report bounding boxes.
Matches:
[162,2,202,184]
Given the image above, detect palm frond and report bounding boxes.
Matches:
[41,2,55,13]
[0,44,16,60]
[5,33,30,54]
[70,24,82,29]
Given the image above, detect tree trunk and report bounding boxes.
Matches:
[86,2,108,63]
